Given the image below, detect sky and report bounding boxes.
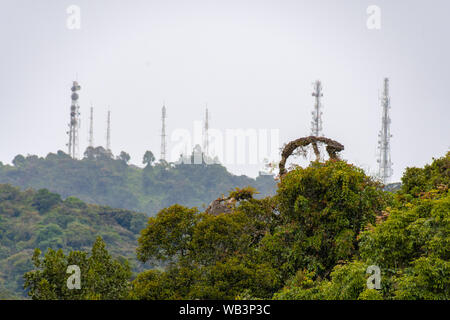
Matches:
[0,0,448,181]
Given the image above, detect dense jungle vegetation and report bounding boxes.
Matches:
[0,147,276,216]
[0,151,448,299]
[0,184,148,299]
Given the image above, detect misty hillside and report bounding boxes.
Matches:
[0,147,276,216]
[0,184,148,298]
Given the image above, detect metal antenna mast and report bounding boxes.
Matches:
[160,103,167,161]
[203,104,209,156]
[106,109,111,152]
[67,81,81,158]
[311,80,323,137]
[88,104,94,148]
[377,78,393,184]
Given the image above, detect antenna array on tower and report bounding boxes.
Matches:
[62,78,394,180]
[89,105,94,148]
[311,80,324,137]
[106,110,111,152]
[203,105,209,157]
[160,104,167,161]
[67,81,81,159]
[377,78,393,184]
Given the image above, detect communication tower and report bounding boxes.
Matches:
[106,110,111,152]
[203,105,209,157]
[377,78,393,184]
[88,104,94,148]
[160,104,167,161]
[67,81,81,158]
[311,80,324,137]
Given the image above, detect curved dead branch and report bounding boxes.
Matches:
[278,136,344,176]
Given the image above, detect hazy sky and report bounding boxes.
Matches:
[0,0,448,181]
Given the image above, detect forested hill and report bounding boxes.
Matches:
[0,184,148,298]
[0,147,276,216]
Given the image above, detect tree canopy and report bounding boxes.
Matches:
[3,151,448,300]
[131,153,448,300]
[24,237,131,300]
[0,184,147,298]
[0,149,276,216]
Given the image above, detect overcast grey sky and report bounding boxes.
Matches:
[0,0,448,181]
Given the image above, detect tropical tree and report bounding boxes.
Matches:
[264,160,388,279]
[119,151,131,164]
[32,189,62,213]
[142,151,155,167]
[24,237,131,300]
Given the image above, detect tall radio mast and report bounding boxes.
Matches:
[88,104,94,148]
[106,109,111,152]
[377,78,393,184]
[67,81,81,158]
[160,104,167,161]
[203,105,209,156]
[311,80,324,137]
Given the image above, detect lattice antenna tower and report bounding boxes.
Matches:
[311,80,324,137]
[88,104,94,148]
[377,78,393,184]
[106,109,111,152]
[67,81,81,158]
[160,103,167,161]
[203,104,209,157]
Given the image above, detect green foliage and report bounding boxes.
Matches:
[129,269,172,300]
[359,194,449,270]
[272,269,323,300]
[357,186,449,299]
[6,151,448,300]
[269,160,388,278]
[119,151,131,164]
[393,256,449,299]
[133,190,280,299]
[274,152,449,301]
[400,151,449,197]
[358,289,383,300]
[12,155,25,167]
[132,160,389,300]
[137,205,199,263]
[24,237,131,299]
[32,189,61,213]
[273,261,370,300]
[0,184,147,298]
[0,150,276,216]
[142,151,155,167]
[132,155,447,301]
[229,186,257,201]
[190,212,252,265]
[189,257,279,300]
[320,261,368,300]
[64,196,87,210]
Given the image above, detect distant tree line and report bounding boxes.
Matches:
[0,147,276,216]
